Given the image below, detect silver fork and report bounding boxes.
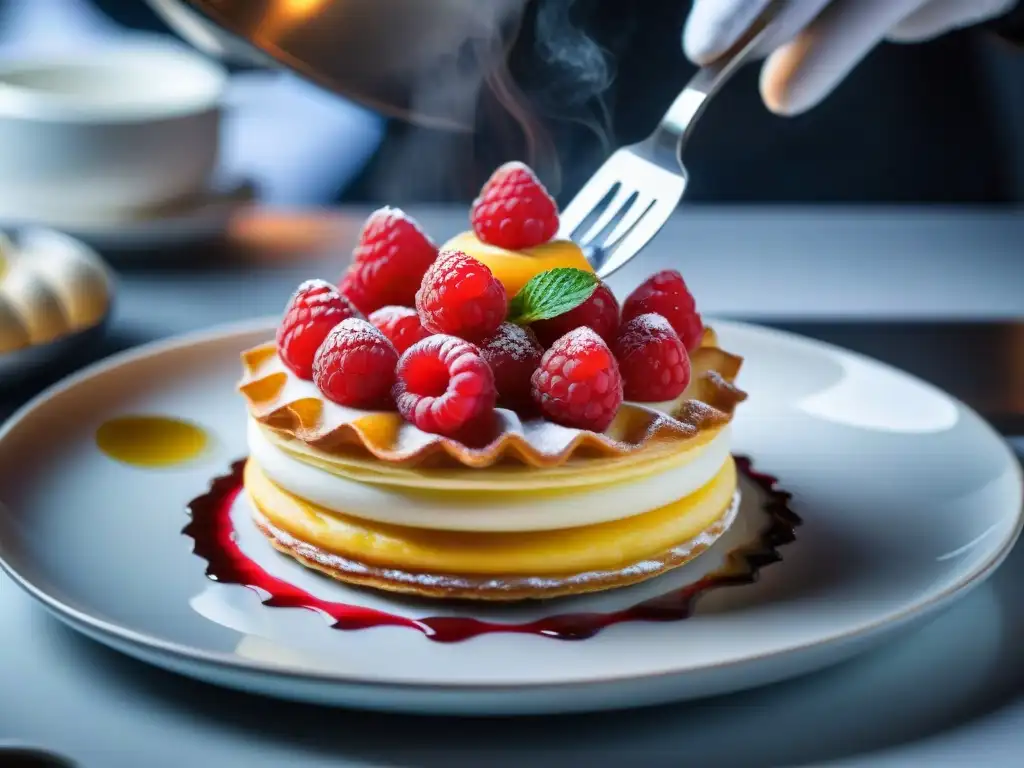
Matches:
[559,0,785,279]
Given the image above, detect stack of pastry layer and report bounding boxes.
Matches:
[239,328,746,600]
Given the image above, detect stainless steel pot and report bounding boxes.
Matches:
[145,0,528,130]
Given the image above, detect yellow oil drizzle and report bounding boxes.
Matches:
[96,415,209,468]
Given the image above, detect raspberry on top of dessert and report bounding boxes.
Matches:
[446,162,593,297]
[242,161,743,467]
[237,162,748,602]
[339,206,438,314]
[470,161,559,251]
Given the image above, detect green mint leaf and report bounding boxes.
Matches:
[507,268,599,324]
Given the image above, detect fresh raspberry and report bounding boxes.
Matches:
[276,279,362,379]
[338,206,438,313]
[531,281,620,347]
[392,335,497,436]
[479,322,544,409]
[312,318,398,408]
[470,161,559,250]
[622,270,704,351]
[613,313,691,402]
[530,327,623,432]
[368,305,431,354]
[415,249,507,341]
[338,261,376,315]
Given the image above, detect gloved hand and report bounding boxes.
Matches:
[683,0,1018,115]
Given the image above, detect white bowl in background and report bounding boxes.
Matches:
[0,41,226,216]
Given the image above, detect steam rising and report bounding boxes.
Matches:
[533,0,614,149]
[507,0,616,196]
[365,0,615,204]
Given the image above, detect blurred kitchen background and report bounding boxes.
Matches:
[2,0,1020,210]
[0,0,1022,426]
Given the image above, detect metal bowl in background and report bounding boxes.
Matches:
[0,744,76,768]
[146,0,528,130]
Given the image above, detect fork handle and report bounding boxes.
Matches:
[647,0,785,163]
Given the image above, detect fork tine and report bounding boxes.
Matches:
[562,1,779,274]
[596,196,679,279]
[578,186,637,247]
[557,171,619,240]
[599,195,654,250]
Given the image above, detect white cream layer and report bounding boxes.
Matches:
[247,419,732,533]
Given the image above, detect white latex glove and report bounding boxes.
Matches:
[684,0,1018,115]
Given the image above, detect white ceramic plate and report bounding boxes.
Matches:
[0,318,1019,715]
[0,179,256,252]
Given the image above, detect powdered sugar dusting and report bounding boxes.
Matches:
[293,278,332,296]
[238,337,746,468]
[361,206,435,246]
[482,322,540,362]
[500,160,538,180]
[557,325,610,354]
[253,490,740,595]
[321,317,389,350]
[369,305,417,324]
[290,280,349,309]
[615,312,679,358]
[429,249,469,282]
[628,312,675,336]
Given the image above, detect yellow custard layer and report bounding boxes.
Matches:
[245,456,737,575]
[442,230,594,296]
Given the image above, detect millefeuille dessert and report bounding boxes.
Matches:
[238,162,746,601]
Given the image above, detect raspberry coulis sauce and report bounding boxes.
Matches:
[182,457,799,643]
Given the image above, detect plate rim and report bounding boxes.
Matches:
[0,316,1021,692]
